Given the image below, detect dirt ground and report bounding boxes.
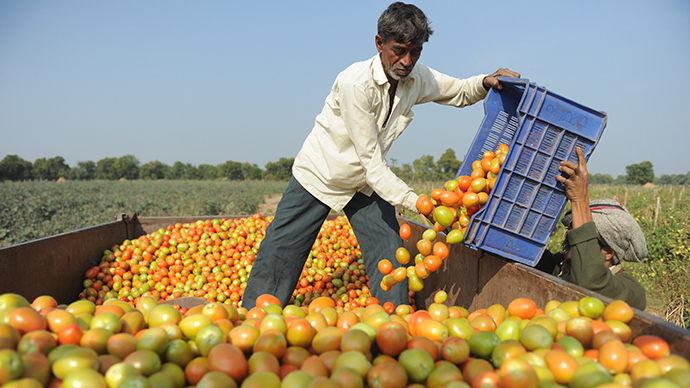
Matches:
[256,194,282,215]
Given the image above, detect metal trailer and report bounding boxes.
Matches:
[1,212,688,358]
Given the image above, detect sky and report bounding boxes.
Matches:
[1,0,689,177]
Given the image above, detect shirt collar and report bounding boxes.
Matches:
[372,54,417,87]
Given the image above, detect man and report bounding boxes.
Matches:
[538,147,647,310]
[242,2,520,309]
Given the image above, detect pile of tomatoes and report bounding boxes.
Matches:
[77,215,372,311]
[380,144,510,295]
[1,291,688,388]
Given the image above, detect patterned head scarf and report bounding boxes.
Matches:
[561,198,648,264]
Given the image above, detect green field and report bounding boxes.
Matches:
[1,180,687,326]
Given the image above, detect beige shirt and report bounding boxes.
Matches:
[293,54,488,213]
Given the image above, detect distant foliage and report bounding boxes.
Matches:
[0,180,287,248]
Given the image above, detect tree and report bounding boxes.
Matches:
[33,156,69,180]
[167,161,198,180]
[218,161,244,180]
[197,164,219,180]
[140,161,170,180]
[71,161,96,180]
[264,158,294,181]
[241,163,263,180]
[590,173,614,185]
[436,148,461,181]
[626,161,654,185]
[412,154,436,181]
[96,157,118,180]
[0,155,33,181]
[113,155,140,180]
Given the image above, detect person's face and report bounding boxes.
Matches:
[376,35,423,82]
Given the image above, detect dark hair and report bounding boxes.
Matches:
[377,2,433,46]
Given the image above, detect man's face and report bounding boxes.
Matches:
[376,35,423,82]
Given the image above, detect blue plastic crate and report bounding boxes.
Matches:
[456,77,607,266]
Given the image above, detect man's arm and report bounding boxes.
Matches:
[482,68,522,90]
[556,147,592,228]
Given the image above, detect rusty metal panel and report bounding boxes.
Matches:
[0,220,130,304]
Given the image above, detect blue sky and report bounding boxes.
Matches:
[1,0,688,177]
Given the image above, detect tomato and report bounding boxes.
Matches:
[104,362,141,388]
[428,303,450,322]
[120,311,146,336]
[470,314,496,332]
[632,335,670,360]
[196,370,239,388]
[67,299,96,316]
[405,335,438,361]
[507,298,537,320]
[426,362,463,388]
[253,329,287,359]
[398,348,435,384]
[51,347,99,380]
[433,206,455,227]
[61,368,107,388]
[441,336,470,365]
[241,370,281,388]
[498,358,539,388]
[179,313,213,340]
[164,338,194,368]
[9,307,47,335]
[605,320,632,343]
[19,351,51,385]
[629,359,661,383]
[598,338,629,374]
[519,324,553,351]
[569,361,613,388]
[565,317,594,349]
[495,320,520,342]
[331,366,365,388]
[308,297,336,314]
[301,354,329,379]
[439,191,460,207]
[90,311,122,333]
[312,326,343,355]
[206,343,246,381]
[415,318,448,343]
[557,335,585,358]
[490,339,526,368]
[196,324,227,357]
[184,356,210,386]
[416,195,434,215]
[461,357,494,383]
[281,369,313,387]
[544,349,578,385]
[399,223,412,240]
[146,304,182,328]
[655,354,690,374]
[468,331,501,360]
[0,348,24,385]
[332,350,371,380]
[603,300,634,323]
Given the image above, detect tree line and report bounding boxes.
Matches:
[0,151,687,185]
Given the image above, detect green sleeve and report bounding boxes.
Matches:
[567,222,647,311]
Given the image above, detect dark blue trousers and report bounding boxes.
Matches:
[242,177,408,309]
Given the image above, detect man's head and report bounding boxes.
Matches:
[376,2,433,82]
[562,198,648,266]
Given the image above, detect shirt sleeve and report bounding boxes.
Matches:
[416,66,489,107]
[567,222,647,310]
[337,82,420,213]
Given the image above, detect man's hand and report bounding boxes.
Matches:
[482,68,521,90]
[556,147,592,228]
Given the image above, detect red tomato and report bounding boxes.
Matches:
[399,223,412,240]
[206,343,247,381]
[376,321,408,357]
[632,335,670,360]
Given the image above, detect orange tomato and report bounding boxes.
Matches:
[433,242,449,259]
[470,168,486,180]
[544,349,578,384]
[598,339,629,374]
[399,224,412,240]
[431,188,443,201]
[377,259,393,275]
[255,294,281,309]
[416,195,434,215]
[481,157,492,173]
[376,321,408,357]
[603,300,634,323]
[439,190,460,207]
[423,255,443,272]
[463,192,480,207]
[497,143,510,153]
[632,335,670,360]
[507,298,537,320]
[457,175,472,192]
[416,239,432,256]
